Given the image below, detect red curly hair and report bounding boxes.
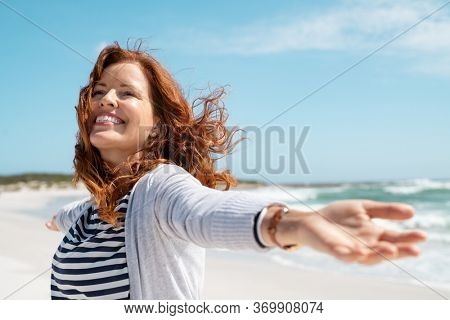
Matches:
[73,40,241,226]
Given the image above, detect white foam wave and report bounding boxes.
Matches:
[383,178,450,195]
[427,233,450,244]
[401,213,450,230]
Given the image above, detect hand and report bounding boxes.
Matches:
[45,215,60,232]
[296,200,427,265]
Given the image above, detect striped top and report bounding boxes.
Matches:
[51,191,131,300]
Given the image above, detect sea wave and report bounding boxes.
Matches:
[401,212,450,230]
[383,178,450,195]
[427,233,450,244]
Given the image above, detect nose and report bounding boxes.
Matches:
[100,89,118,109]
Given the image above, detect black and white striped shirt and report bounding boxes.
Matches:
[51,192,131,300]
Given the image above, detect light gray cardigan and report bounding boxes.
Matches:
[54,164,282,299]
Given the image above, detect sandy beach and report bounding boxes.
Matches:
[204,250,448,299]
[0,187,448,300]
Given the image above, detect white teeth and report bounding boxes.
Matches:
[95,115,123,124]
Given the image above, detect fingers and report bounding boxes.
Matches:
[380,229,427,243]
[362,200,415,220]
[357,243,421,266]
[45,216,59,231]
[330,244,369,264]
[330,240,422,265]
[356,241,398,265]
[396,243,421,256]
[45,220,55,231]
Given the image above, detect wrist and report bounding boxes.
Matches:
[260,204,311,250]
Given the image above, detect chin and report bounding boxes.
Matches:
[90,133,122,150]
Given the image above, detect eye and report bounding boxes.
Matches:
[121,90,137,98]
[92,90,104,97]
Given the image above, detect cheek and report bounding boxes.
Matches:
[140,106,155,126]
[136,112,156,142]
[89,101,100,116]
[137,108,156,144]
[121,102,155,140]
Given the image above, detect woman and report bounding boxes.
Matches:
[46,41,426,300]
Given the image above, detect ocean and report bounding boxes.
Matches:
[246,178,450,291]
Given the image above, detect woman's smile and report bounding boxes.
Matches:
[94,113,126,126]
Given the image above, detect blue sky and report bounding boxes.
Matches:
[1,0,449,183]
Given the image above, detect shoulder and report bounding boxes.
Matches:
[131,164,204,203]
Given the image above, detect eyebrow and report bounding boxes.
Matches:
[95,82,139,90]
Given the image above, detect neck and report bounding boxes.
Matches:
[99,149,142,174]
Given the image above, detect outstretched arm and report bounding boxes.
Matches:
[45,196,92,233]
[260,200,427,265]
[149,165,285,251]
[143,164,427,263]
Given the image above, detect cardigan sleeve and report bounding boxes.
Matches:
[147,164,287,251]
[54,196,92,233]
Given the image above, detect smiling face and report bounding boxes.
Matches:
[89,62,156,165]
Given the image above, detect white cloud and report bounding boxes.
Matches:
[410,56,450,76]
[397,20,450,52]
[167,0,450,75]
